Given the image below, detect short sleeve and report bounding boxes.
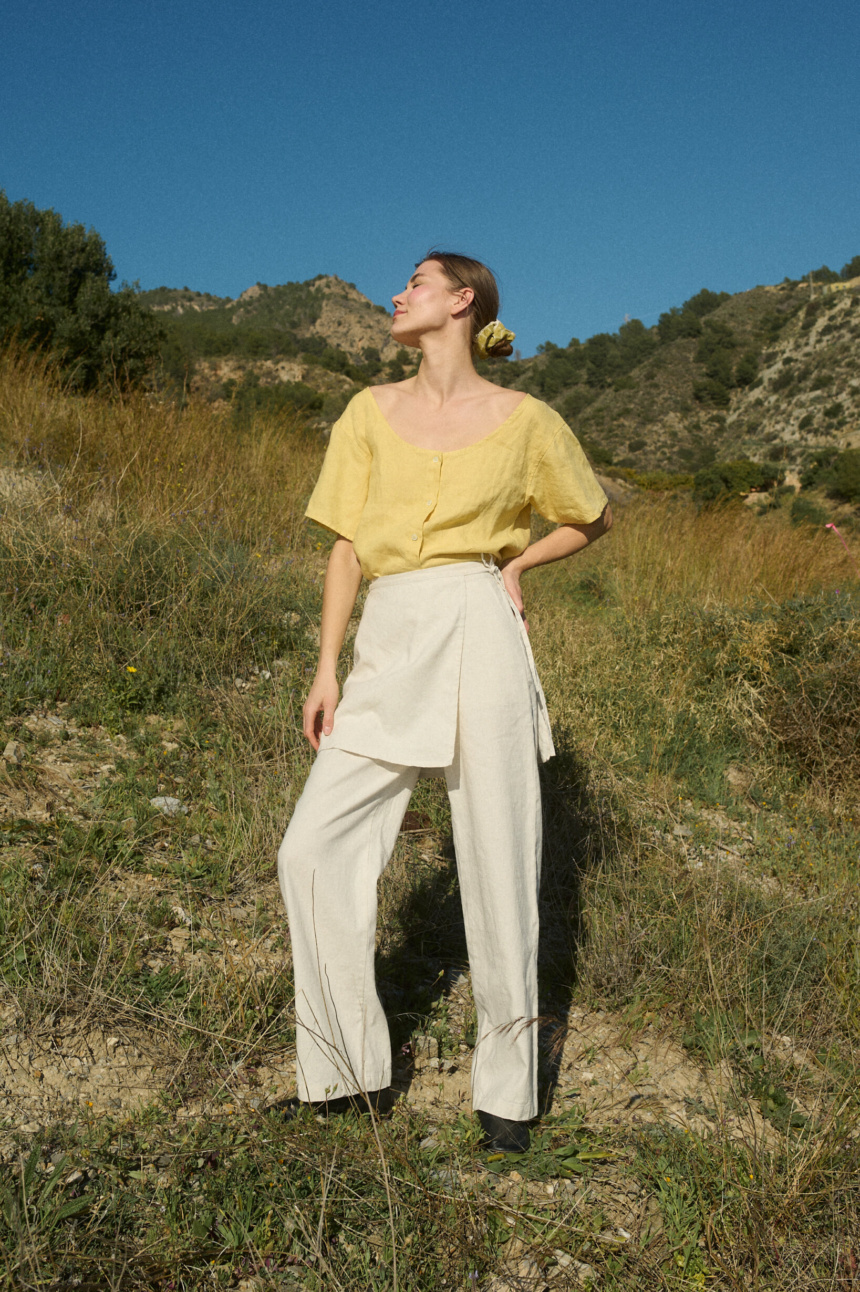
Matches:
[528,418,609,525]
[305,397,372,540]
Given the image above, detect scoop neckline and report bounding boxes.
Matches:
[365,387,532,455]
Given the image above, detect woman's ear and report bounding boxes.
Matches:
[450,287,474,317]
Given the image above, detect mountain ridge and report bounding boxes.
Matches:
[143,266,860,473]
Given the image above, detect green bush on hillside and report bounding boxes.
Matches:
[532,317,657,402]
[222,372,323,426]
[801,448,860,504]
[693,459,782,504]
[790,495,828,527]
[807,265,841,284]
[734,350,759,387]
[692,377,731,408]
[657,288,730,344]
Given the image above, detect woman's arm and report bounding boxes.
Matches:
[303,536,363,749]
[500,505,613,625]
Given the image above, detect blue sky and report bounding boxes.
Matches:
[2,0,858,356]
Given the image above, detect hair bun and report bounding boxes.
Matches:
[475,320,515,360]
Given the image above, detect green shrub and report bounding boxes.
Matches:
[734,351,759,387]
[693,459,781,503]
[617,469,694,490]
[771,368,797,393]
[560,387,597,420]
[808,265,840,284]
[226,372,323,426]
[692,378,731,407]
[790,495,828,527]
[824,448,860,503]
[0,190,162,390]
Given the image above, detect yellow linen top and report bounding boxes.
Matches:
[305,388,609,580]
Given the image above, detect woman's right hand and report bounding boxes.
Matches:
[302,669,340,750]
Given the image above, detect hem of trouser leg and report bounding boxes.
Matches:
[475,1096,537,1122]
[298,1068,392,1104]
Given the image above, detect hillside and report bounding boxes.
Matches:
[140,274,397,357]
[489,275,860,474]
[141,275,408,423]
[141,263,860,473]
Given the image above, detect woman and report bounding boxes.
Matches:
[278,252,611,1152]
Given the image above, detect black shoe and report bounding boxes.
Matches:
[275,1088,394,1120]
[476,1110,531,1153]
[315,1088,394,1117]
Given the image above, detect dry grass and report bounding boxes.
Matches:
[0,348,323,545]
[579,491,855,617]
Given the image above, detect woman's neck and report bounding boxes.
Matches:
[411,334,485,405]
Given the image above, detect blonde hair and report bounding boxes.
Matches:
[420,250,513,358]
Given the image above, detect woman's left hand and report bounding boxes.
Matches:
[500,561,529,633]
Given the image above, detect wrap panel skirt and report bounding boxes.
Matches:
[318,558,556,766]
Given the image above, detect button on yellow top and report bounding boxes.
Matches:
[306,388,608,580]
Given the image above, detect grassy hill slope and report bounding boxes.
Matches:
[140,275,408,423]
[489,277,860,474]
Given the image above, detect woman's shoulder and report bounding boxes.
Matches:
[367,378,415,419]
[513,393,568,439]
[333,386,381,432]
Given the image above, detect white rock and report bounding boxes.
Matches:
[2,740,26,766]
[149,796,188,817]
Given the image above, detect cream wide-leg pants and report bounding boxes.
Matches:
[277,561,547,1122]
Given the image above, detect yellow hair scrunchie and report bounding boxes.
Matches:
[474,320,516,359]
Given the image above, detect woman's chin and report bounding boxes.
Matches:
[390,322,421,349]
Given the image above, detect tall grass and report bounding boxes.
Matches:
[572,491,855,616]
[0,347,322,542]
[0,350,327,724]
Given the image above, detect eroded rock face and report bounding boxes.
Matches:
[309,291,399,362]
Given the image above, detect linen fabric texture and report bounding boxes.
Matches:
[278,561,543,1119]
[318,559,555,767]
[305,388,609,580]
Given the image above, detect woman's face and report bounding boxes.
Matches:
[390,260,469,347]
